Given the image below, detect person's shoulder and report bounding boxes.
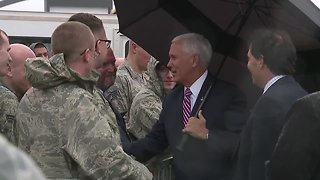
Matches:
[0,135,46,180]
[132,89,159,105]
[117,62,131,76]
[298,91,319,104]
[0,86,18,108]
[0,86,17,100]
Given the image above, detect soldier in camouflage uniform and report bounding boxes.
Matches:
[0,44,35,144]
[16,22,152,179]
[128,60,175,138]
[107,40,152,124]
[0,134,46,180]
[0,29,13,142]
[0,83,18,144]
[129,60,176,180]
[68,12,132,146]
[0,29,11,77]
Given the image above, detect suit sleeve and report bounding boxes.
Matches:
[207,87,248,155]
[125,111,169,163]
[267,97,320,180]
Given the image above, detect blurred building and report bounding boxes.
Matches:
[0,0,128,58]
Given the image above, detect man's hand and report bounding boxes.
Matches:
[182,110,209,140]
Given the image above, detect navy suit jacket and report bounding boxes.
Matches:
[266,92,320,180]
[234,76,307,180]
[125,73,249,180]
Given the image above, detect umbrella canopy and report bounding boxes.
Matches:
[114,0,320,106]
[115,0,247,63]
[115,0,320,62]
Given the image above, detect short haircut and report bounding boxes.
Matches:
[172,33,212,67]
[0,29,8,48]
[34,43,47,49]
[29,42,47,51]
[68,13,104,34]
[51,21,94,62]
[249,29,296,75]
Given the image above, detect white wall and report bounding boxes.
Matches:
[0,10,127,57]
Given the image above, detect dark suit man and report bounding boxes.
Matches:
[234,29,307,180]
[266,92,320,180]
[124,33,249,180]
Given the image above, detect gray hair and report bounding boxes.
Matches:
[172,33,212,67]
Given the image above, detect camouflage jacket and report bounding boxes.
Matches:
[0,134,46,180]
[16,54,152,180]
[107,59,149,124]
[128,60,166,139]
[0,82,18,144]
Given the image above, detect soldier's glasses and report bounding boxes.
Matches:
[96,39,111,49]
[80,48,99,59]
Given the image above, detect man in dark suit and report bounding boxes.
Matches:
[124,33,249,180]
[266,92,320,180]
[234,29,307,180]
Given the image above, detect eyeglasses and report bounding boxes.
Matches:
[96,39,111,49]
[80,48,100,59]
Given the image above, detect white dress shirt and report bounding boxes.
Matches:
[263,75,286,94]
[184,70,208,111]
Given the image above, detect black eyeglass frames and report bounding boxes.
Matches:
[96,39,111,49]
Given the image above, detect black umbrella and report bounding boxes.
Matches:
[114,0,320,106]
[114,0,320,150]
[115,0,320,63]
[115,0,247,63]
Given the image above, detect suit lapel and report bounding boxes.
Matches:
[191,74,214,117]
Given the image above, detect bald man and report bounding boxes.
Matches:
[6,44,35,99]
[0,43,35,144]
[16,21,152,179]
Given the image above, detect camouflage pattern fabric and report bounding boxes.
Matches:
[107,59,149,124]
[128,59,165,138]
[129,60,174,180]
[0,134,46,180]
[0,83,18,144]
[16,54,152,180]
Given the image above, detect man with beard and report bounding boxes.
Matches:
[68,13,132,145]
[16,21,152,179]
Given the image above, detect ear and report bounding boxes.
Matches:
[191,54,200,68]
[257,56,265,69]
[7,64,13,77]
[82,49,90,63]
[131,42,138,54]
[95,40,101,55]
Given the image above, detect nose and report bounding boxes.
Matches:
[167,59,172,69]
[106,63,117,73]
[167,70,173,78]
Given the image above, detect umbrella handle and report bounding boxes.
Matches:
[176,134,189,151]
[176,83,213,151]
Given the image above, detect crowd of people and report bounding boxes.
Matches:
[0,12,319,180]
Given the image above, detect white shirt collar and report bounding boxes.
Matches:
[184,70,208,110]
[263,75,286,94]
